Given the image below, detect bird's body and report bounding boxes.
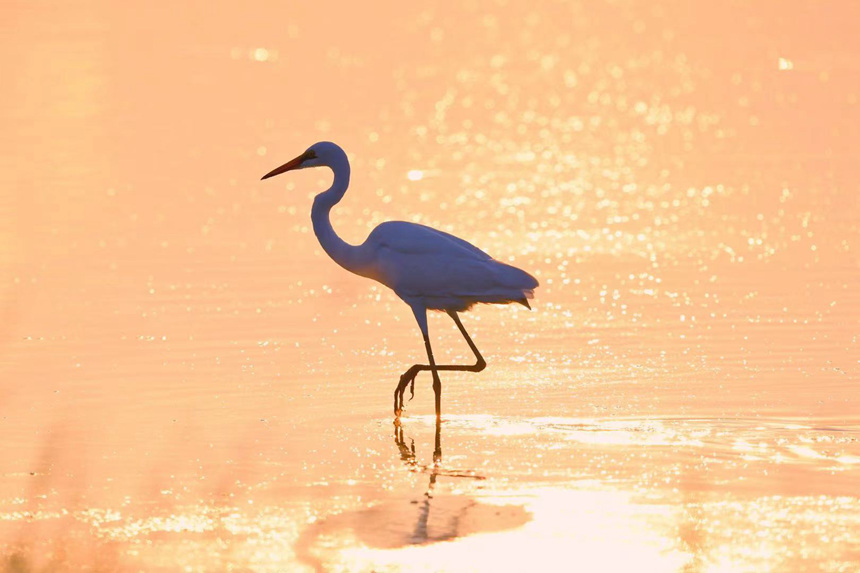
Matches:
[358,220,536,312]
[262,141,538,419]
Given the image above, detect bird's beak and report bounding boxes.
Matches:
[261,151,309,180]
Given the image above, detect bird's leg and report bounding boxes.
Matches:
[397,307,490,418]
[398,311,487,376]
[394,311,486,417]
[422,331,443,420]
[446,311,487,372]
[397,304,433,418]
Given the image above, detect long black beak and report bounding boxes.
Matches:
[261,152,307,180]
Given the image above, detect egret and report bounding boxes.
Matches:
[262,142,538,419]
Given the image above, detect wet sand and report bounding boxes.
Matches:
[2,1,859,570]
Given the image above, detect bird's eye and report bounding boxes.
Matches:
[305,150,317,160]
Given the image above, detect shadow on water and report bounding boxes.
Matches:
[294,419,531,572]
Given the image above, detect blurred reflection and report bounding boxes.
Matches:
[293,421,525,569]
[395,418,442,465]
[393,420,504,546]
[394,420,487,483]
[675,465,710,573]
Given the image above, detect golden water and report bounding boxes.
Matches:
[2,1,859,571]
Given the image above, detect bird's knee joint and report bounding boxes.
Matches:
[475,358,487,372]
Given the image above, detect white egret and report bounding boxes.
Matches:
[262,142,538,419]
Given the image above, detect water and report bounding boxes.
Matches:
[2,1,859,570]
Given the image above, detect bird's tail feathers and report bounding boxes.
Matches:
[493,262,539,291]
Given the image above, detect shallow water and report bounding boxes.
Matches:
[2,1,859,571]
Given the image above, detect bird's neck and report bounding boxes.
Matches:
[311,155,364,273]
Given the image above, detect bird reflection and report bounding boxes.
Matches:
[393,420,489,545]
[294,421,528,570]
[394,420,486,483]
[395,418,442,467]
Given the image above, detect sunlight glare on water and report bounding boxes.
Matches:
[1,0,859,571]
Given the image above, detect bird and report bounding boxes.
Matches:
[261,141,538,420]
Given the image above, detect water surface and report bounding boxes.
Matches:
[1,1,859,571]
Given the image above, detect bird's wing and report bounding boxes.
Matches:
[365,221,492,261]
[365,221,536,306]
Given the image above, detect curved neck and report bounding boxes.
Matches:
[311,153,363,273]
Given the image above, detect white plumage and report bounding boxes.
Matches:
[262,141,538,419]
[365,221,537,312]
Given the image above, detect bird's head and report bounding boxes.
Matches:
[261,141,345,180]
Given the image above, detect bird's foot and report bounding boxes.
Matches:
[398,369,419,403]
[408,373,416,402]
[394,366,421,418]
[394,382,408,418]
